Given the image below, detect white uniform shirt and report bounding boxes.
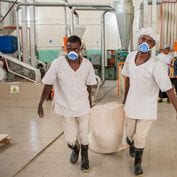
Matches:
[122,51,172,120]
[42,56,97,117]
[157,53,173,66]
[157,53,173,74]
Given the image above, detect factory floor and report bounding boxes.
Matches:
[0,80,177,177]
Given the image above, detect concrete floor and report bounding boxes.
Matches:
[0,81,177,177]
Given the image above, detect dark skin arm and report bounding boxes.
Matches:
[122,76,130,104]
[38,84,53,118]
[87,85,92,108]
[166,88,177,119]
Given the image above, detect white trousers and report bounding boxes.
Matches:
[125,114,153,148]
[61,114,90,146]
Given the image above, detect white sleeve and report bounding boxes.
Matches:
[86,62,97,85]
[121,53,131,77]
[42,60,58,85]
[153,61,172,92]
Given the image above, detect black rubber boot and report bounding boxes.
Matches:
[68,140,80,164]
[80,144,90,172]
[126,137,135,157]
[134,148,144,176]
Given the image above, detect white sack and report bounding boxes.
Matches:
[89,102,124,154]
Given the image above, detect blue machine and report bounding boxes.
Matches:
[0,35,18,54]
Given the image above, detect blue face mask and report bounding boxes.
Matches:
[67,51,78,60]
[138,42,150,53]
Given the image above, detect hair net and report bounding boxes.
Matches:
[137,27,160,44]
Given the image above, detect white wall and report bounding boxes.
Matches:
[34,0,121,50]
[0,0,161,51]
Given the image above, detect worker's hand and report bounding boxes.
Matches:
[38,103,44,118]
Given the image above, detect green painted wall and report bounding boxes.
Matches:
[37,49,102,63]
[37,50,59,63]
[37,49,118,80]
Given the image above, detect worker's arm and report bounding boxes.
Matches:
[122,76,130,104]
[87,85,92,108]
[166,88,177,119]
[38,84,53,118]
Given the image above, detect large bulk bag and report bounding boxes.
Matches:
[89,102,124,153]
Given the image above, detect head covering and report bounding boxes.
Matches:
[137,27,160,44]
[162,44,170,50]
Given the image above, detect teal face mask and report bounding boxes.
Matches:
[67,51,78,60]
[138,42,150,53]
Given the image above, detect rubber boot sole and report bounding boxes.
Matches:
[135,174,144,177]
[81,167,91,173]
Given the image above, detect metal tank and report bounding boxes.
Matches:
[113,0,134,51]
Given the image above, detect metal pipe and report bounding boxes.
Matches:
[15,5,21,61]
[16,2,112,8]
[133,1,143,50]
[137,1,143,30]
[71,7,113,11]
[0,0,19,3]
[70,7,114,84]
[71,9,79,25]
[143,0,149,27]
[21,0,29,64]
[101,11,107,84]
[29,0,37,67]
[151,0,157,57]
[64,6,68,36]
[0,2,2,25]
[15,2,113,63]
[71,10,74,34]
[62,0,68,36]
[70,6,113,34]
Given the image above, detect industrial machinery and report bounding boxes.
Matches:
[0,52,41,82]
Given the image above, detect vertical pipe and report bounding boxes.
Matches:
[64,6,68,36]
[167,3,171,45]
[70,10,74,35]
[21,0,29,63]
[174,3,177,42]
[15,6,21,60]
[143,0,149,27]
[160,3,163,48]
[100,11,108,84]
[29,0,37,67]
[171,2,175,48]
[134,1,143,50]
[151,0,157,57]
[0,2,3,29]
[137,2,143,30]
[74,11,79,25]
[163,3,168,46]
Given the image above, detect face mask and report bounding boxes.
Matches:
[138,42,150,53]
[67,51,78,61]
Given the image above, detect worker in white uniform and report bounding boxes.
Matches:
[157,45,173,102]
[122,27,177,176]
[38,35,97,172]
